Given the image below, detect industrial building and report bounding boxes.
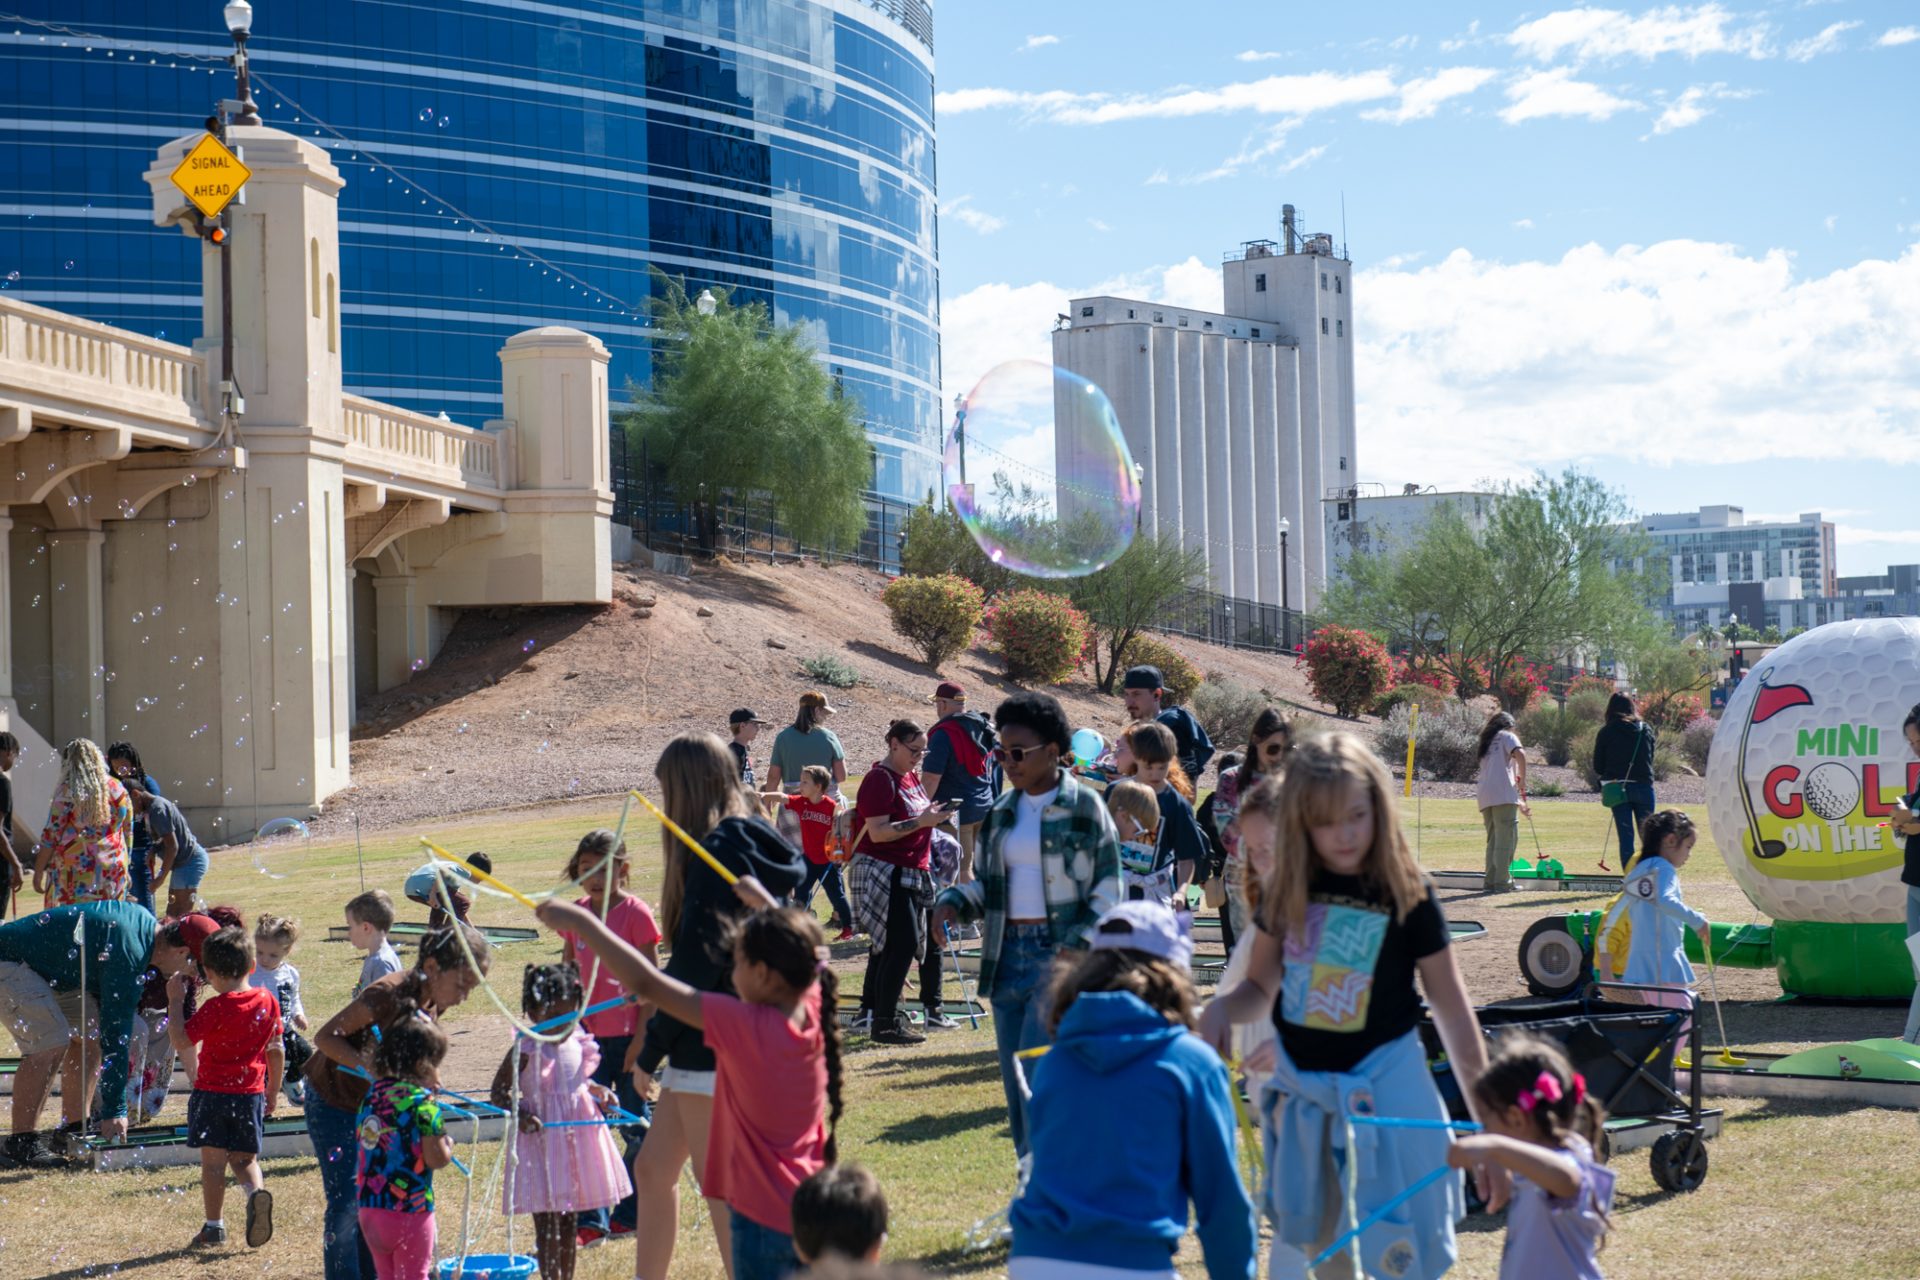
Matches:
[1321,485,1499,592]
[1052,207,1356,611]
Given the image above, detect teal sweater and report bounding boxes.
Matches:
[0,901,156,1118]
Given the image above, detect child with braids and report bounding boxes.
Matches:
[1448,1035,1614,1279]
[489,962,633,1280]
[539,878,842,1280]
[355,1002,456,1280]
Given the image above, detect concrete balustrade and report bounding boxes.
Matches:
[0,123,610,840]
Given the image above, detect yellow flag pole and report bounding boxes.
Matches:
[628,789,739,886]
[1403,703,1419,798]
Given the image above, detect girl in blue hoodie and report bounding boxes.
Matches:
[1595,809,1708,1028]
[1010,900,1256,1280]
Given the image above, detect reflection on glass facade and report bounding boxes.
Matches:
[0,0,941,506]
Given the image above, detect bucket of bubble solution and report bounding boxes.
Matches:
[437,1255,536,1280]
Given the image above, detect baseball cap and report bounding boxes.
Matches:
[1122,665,1165,692]
[931,681,966,702]
[166,913,223,964]
[1088,901,1192,969]
[799,691,837,715]
[729,708,765,726]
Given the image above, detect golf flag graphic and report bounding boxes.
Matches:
[1750,681,1813,725]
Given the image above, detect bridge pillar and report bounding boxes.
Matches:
[371,574,424,693]
[47,528,104,746]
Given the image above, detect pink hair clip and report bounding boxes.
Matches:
[1516,1071,1564,1113]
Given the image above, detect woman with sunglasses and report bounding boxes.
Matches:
[848,719,954,1046]
[934,693,1122,1161]
[1211,709,1292,950]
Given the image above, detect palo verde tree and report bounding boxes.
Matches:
[622,277,869,551]
[1324,469,1661,695]
[1070,532,1211,694]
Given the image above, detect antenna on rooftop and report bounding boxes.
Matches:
[1341,191,1349,261]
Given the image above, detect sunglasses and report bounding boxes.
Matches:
[992,744,1053,765]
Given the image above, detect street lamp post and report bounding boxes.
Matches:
[223,2,261,125]
[1279,516,1292,650]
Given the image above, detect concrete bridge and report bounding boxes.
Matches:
[0,124,611,842]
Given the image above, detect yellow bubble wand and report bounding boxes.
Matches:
[627,788,739,885]
[419,837,541,911]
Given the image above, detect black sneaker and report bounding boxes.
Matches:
[245,1188,274,1248]
[190,1223,228,1248]
[873,1013,926,1046]
[0,1133,63,1170]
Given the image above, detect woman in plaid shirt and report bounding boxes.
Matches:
[934,692,1122,1158]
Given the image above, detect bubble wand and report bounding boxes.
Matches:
[419,838,540,910]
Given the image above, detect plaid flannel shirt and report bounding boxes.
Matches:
[934,768,1121,996]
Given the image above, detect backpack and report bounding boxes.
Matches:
[1595,852,1650,980]
[935,713,996,781]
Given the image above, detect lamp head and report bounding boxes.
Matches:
[224,0,253,37]
[1279,516,1291,535]
[695,288,718,317]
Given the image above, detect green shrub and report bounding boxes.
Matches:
[881,573,985,670]
[984,589,1090,686]
[1680,714,1717,773]
[1192,675,1270,746]
[1303,626,1395,719]
[1532,779,1567,798]
[1373,684,1452,719]
[1516,704,1575,767]
[1375,700,1484,782]
[1652,744,1684,782]
[798,653,859,689]
[1114,633,1201,704]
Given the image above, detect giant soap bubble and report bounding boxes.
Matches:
[943,360,1139,577]
[1706,618,1920,924]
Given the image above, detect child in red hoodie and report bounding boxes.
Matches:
[765,766,854,940]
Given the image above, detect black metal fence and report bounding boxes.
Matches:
[612,437,1312,655]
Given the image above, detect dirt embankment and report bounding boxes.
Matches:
[321,559,1342,834]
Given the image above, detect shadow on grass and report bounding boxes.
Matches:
[919,1238,1010,1276]
[857,1049,996,1076]
[875,1105,1007,1145]
[38,1247,190,1278]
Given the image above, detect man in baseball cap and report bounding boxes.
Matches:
[728,708,766,787]
[922,681,996,884]
[1121,664,1215,781]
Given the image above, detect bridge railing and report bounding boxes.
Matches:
[0,295,211,429]
[341,395,504,495]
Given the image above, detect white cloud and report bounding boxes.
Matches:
[1507,4,1772,63]
[1144,168,1170,186]
[1786,19,1861,60]
[1352,240,1920,486]
[1181,124,1330,183]
[1016,34,1060,53]
[1088,218,1113,233]
[1644,82,1749,135]
[1500,68,1640,123]
[940,260,1220,408]
[1832,524,1920,546]
[1514,218,1536,229]
[934,69,1397,124]
[1824,213,1839,232]
[1879,26,1920,47]
[939,195,1006,235]
[1440,19,1484,52]
[1361,66,1499,123]
[1235,49,1285,63]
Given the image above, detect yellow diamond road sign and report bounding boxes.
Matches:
[170,133,251,220]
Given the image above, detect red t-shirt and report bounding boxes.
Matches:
[700,987,828,1233]
[184,986,283,1095]
[852,763,931,870]
[562,893,663,1038]
[784,795,838,865]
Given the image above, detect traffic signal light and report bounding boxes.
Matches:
[1729,647,1745,679]
[205,224,228,246]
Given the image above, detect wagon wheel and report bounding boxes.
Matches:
[1518,917,1591,998]
[1649,1129,1708,1192]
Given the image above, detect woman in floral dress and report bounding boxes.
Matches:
[34,738,132,906]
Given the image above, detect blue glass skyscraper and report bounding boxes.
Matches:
[0,1,941,508]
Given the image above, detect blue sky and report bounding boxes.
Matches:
[931,2,1920,575]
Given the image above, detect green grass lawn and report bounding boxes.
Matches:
[6,794,1918,1279]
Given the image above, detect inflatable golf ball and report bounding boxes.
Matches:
[1706,617,1920,924]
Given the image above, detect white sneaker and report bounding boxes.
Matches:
[848,1009,874,1036]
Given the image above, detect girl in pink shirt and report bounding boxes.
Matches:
[539,881,841,1280]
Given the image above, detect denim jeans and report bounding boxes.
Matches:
[577,1033,652,1234]
[1903,886,1920,1043]
[1612,783,1657,860]
[989,923,1057,1157]
[798,859,854,927]
[127,842,153,914]
[729,1209,799,1280]
[308,1095,376,1280]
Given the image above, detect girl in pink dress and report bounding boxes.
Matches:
[491,964,633,1280]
